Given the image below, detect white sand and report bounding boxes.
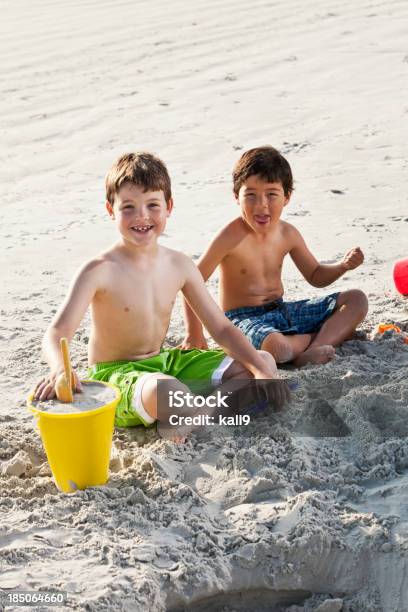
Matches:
[1,0,408,610]
[31,382,117,414]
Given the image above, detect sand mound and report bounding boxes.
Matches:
[1,299,408,610]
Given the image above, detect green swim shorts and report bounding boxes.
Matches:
[88,348,233,428]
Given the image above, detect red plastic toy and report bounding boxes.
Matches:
[393,258,408,295]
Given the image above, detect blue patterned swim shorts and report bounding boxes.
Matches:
[225,293,339,349]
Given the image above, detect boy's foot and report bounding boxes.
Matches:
[293,345,335,367]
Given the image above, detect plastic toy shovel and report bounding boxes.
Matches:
[55,338,74,402]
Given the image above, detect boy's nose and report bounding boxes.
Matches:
[134,207,149,218]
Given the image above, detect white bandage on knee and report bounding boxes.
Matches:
[211,356,234,386]
[131,373,157,424]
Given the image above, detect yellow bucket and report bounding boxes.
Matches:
[27,380,120,493]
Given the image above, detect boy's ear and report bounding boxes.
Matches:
[166,197,174,216]
[233,190,239,203]
[106,201,115,219]
[284,191,292,206]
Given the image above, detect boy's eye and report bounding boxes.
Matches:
[148,203,160,208]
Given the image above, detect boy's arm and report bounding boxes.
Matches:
[181,227,235,349]
[289,226,364,287]
[34,261,101,400]
[181,255,279,379]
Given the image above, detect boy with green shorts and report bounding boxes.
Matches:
[34,152,286,439]
[89,349,238,428]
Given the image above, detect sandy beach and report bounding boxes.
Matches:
[1,0,408,610]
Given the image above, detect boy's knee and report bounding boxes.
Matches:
[141,373,184,408]
[141,374,193,422]
[354,289,369,312]
[342,289,368,318]
[260,334,293,363]
[257,349,278,372]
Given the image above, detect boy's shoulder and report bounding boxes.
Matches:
[160,245,191,265]
[150,245,197,274]
[74,245,131,285]
[77,254,109,274]
[209,217,250,251]
[280,219,298,235]
[280,220,304,240]
[79,247,120,274]
[85,244,187,271]
[215,218,298,246]
[223,216,250,235]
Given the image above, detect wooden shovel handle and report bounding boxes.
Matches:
[60,337,73,391]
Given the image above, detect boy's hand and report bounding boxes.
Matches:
[33,369,82,401]
[179,334,209,350]
[341,247,364,271]
[251,369,291,410]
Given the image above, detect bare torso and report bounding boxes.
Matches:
[219,218,293,311]
[89,245,184,364]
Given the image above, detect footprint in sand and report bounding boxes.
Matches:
[290,399,351,438]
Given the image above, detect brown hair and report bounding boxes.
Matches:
[105,152,172,205]
[232,146,293,197]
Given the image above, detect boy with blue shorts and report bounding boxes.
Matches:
[182,146,368,367]
[34,152,285,440]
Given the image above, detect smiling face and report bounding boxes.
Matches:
[106,182,173,247]
[236,175,290,233]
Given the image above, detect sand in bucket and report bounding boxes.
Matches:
[28,381,120,493]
